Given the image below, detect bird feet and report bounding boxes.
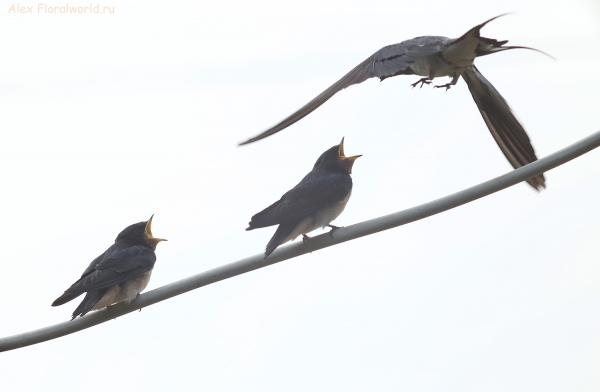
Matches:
[434,83,452,91]
[302,234,311,245]
[327,225,341,238]
[411,78,432,88]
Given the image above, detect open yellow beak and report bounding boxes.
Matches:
[337,137,362,173]
[144,214,167,249]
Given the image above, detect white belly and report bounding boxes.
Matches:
[283,190,352,243]
[410,37,479,79]
[410,55,457,78]
[90,270,153,311]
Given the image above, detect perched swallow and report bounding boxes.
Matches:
[247,138,361,258]
[240,14,548,190]
[52,215,166,320]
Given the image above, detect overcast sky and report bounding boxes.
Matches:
[1,0,600,390]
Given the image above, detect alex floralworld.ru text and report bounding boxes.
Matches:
[8,4,114,14]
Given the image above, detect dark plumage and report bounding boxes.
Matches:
[240,14,549,190]
[247,138,361,258]
[52,215,166,320]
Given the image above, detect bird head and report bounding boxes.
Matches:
[313,137,362,174]
[115,215,167,250]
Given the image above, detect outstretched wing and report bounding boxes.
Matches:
[247,170,352,228]
[240,37,446,145]
[461,65,545,190]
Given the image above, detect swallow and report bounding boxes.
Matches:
[52,215,166,320]
[247,138,361,258]
[240,14,549,190]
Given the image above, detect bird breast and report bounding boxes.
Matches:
[312,189,352,228]
[410,37,479,78]
[410,54,459,79]
[283,190,352,243]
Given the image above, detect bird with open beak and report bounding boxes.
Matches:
[247,138,361,259]
[240,14,549,190]
[52,215,167,320]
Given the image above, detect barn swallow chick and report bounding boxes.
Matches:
[247,138,361,258]
[52,215,166,320]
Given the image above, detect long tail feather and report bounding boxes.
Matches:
[462,65,546,190]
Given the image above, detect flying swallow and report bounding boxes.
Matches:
[52,215,167,320]
[247,138,361,258]
[240,14,549,190]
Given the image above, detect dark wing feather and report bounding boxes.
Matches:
[461,65,545,190]
[264,222,299,258]
[240,38,446,145]
[62,246,156,295]
[51,291,81,307]
[78,251,109,279]
[247,170,352,228]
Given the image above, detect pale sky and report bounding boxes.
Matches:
[1,0,600,390]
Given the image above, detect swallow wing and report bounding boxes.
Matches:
[248,170,352,228]
[63,246,156,294]
[240,37,445,145]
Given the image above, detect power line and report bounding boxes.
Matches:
[2,130,600,352]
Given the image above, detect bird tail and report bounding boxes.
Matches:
[264,223,297,259]
[461,65,546,190]
[457,13,510,41]
[70,290,107,320]
[458,13,554,60]
[475,42,554,59]
[51,292,82,307]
